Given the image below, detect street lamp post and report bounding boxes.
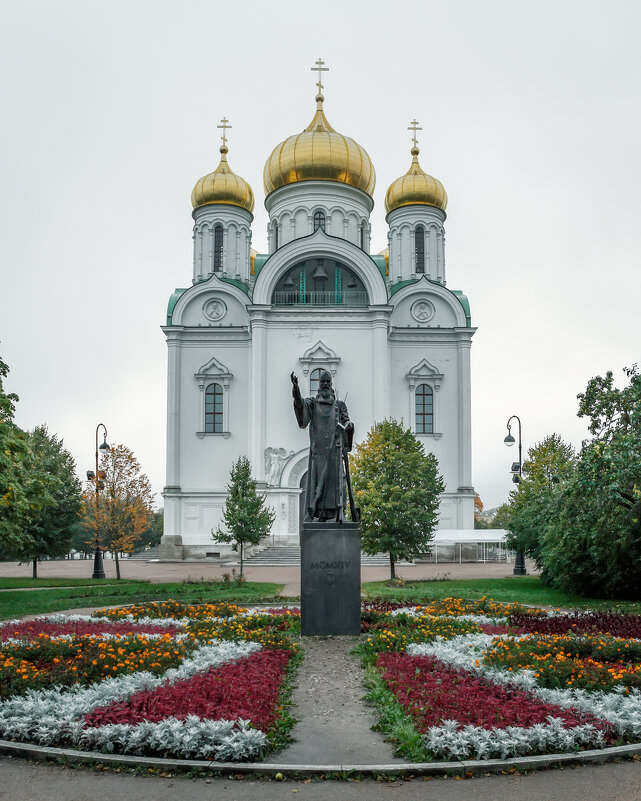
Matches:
[504,415,527,576]
[90,424,110,579]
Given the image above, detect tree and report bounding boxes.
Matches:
[140,509,164,550]
[539,366,641,599]
[474,493,489,529]
[503,434,576,571]
[215,457,275,576]
[350,418,445,579]
[82,444,155,579]
[0,353,52,557]
[491,503,513,531]
[6,426,82,577]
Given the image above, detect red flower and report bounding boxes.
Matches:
[377,653,612,734]
[84,649,291,733]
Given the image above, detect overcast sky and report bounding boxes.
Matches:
[1,0,639,511]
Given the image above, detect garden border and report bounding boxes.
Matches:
[1,737,641,777]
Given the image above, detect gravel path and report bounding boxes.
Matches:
[278,636,404,765]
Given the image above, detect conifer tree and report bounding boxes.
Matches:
[351,418,444,579]
[10,425,82,577]
[0,353,52,556]
[215,457,275,576]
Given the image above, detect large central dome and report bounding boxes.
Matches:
[263,94,376,197]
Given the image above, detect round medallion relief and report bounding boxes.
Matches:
[203,298,227,322]
[411,299,435,324]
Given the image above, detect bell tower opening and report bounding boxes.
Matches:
[272,260,367,306]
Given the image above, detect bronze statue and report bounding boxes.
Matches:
[291,370,359,523]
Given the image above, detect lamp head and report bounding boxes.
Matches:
[504,434,516,447]
[99,439,110,453]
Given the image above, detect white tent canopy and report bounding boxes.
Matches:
[432,529,508,543]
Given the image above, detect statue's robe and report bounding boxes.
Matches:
[294,393,351,521]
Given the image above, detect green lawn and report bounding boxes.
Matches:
[362,576,641,613]
[0,577,146,589]
[0,581,284,620]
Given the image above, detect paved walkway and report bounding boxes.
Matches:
[1,755,640,800]
[278,636,404,766]
[0,558,538,597]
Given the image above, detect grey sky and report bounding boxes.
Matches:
[1,0,639,510]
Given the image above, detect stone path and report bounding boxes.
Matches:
[278,636,403,766]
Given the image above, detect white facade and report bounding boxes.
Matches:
[160,112,476,560]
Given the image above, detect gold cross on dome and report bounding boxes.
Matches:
[408,119,422,148]
[217,117,231,147]
[311,58,329,94]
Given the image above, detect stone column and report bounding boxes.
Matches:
[456,335,474,527]
[371,315,390,423]
[160,331,183,559]
[250,312,267,480]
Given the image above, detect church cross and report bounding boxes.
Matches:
[408,119,422,149]
[311,58,329,95]
[217,117,231,147]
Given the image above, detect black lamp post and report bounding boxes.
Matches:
[504,415,527,576]
[90,424,110,579]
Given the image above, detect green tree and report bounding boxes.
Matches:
[215,457,275,576]
[540,366,641,599]
[491,503,513,530]
[7,426,82,577]
[140,509,164,550]
[0,354,51,557]
[351,418,445,579]
[503,434,576,572]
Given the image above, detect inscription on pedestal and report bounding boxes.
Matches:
[300,522,361,636]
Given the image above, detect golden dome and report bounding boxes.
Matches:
[191,145,254,213]
[263,94,376,197]
[385,146,447,214]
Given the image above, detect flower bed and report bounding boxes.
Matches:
[0,603,300,761]
[360,598,641,761]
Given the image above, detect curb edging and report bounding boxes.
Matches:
[2,738,641,777]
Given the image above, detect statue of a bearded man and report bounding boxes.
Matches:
[291,370,354,522]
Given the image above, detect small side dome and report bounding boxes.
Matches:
[191,144,254,213]
[385,146,447,214]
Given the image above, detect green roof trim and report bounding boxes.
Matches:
[253,254,269,278]
[389,278,419,296]
[166,288,188,325]
[219,276,250,295]
[370,255,387,279]
[452,290,472,326]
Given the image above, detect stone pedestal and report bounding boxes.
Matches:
[300,522,361,636]
[158,535,184,561]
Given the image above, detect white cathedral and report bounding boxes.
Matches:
[159,65,476,560]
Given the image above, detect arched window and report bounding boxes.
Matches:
[313,210,326,232]
[360,224,364,249]
[205,383,223,433]
[213,225,223,272]
[310,367,324,396]
[273,223,279,251]
[414,225,425,274]
[415,384,433,433]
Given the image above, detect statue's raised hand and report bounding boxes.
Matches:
[290,372,298,387]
